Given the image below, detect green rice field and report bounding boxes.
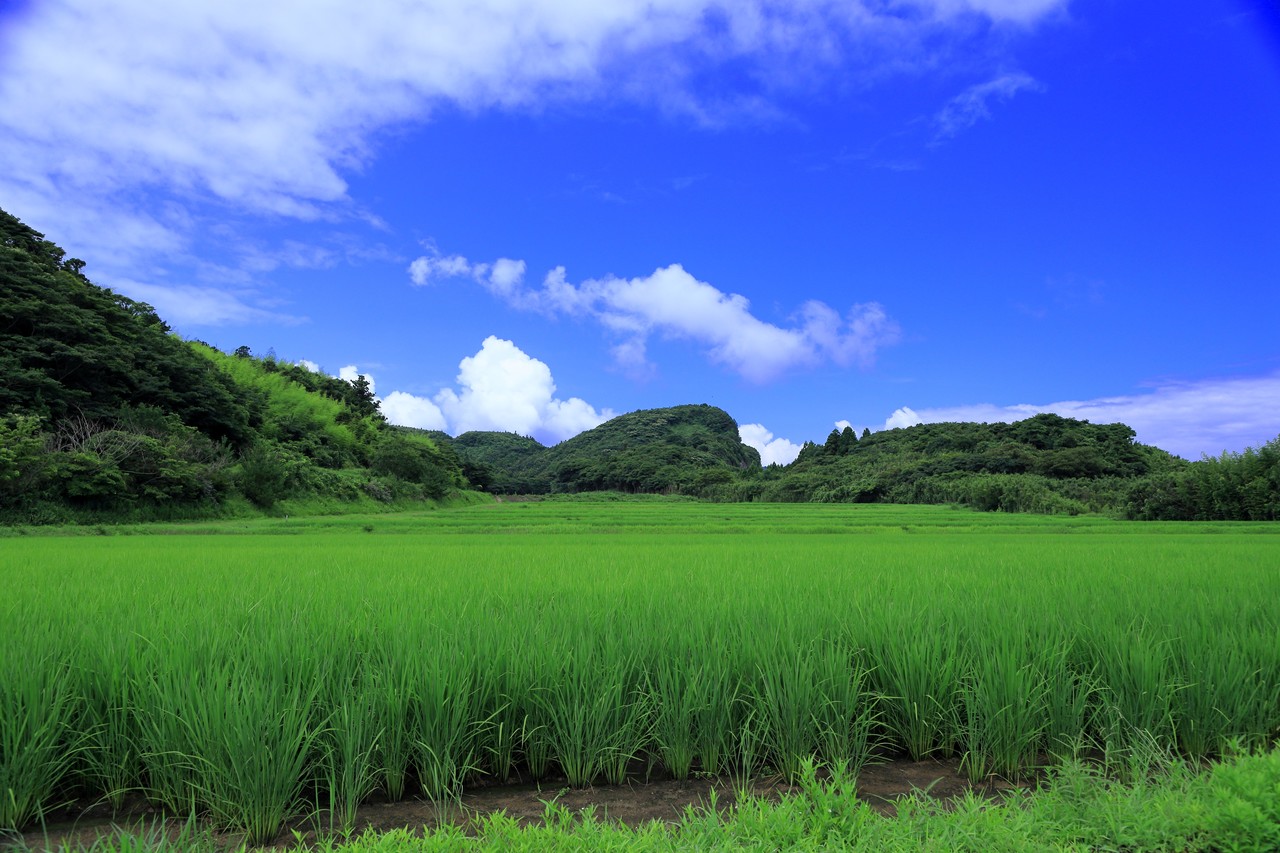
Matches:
[3,501,1278,845]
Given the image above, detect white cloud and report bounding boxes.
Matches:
[408,255,900,382]
[0,1,1066,280]
[297,359,320,373]
[338,365,375,394]
[918,0,1065,25]
[434,337,614,442]
[102,276,306,327]
[408,252,529,301]
[885,406,924,430]
[380,391,448,432]
[834,419,853,431]
[881,373,1280,459]
[376,337,613,444]
[933,71,1042,141]
[739,423,803,466]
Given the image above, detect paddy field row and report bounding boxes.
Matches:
[2,503,1277,845]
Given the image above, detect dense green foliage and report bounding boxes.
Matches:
[747,415,1279,520]
[438,404,761,495]
[0,208,467,523]
[3,504,1278,844]
[736,414,1183,514]
[449,406,1280,519]
[1126,436,1280,521]
[1,209,252,445]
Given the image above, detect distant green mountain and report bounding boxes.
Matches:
[436,404,761,495]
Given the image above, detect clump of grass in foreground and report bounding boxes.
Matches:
[47,746,1280,853]
[0,650,80,832]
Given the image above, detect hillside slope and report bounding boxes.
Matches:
[0,207,468,522]
[437,404,761,495]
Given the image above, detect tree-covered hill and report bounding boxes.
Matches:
[736,414,1182,514]
[727,415,1277,520]
[435,404,762,495]
[0,207,468,523]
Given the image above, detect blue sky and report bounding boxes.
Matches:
[2,0,1278,462]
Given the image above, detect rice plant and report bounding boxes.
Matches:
[810,642,877,779]
[1,503,1277,836]
[1092,621,1177,760]
[318,674,382,836]
[647,654,706,780]
[368,650,415,803]
[77,637,146,813]
[534,639,649,787]
[748,641,824,784]
[181,659,323,846]
[960,633,1049,781]
[871,619,964,760]
[409,644,485,805]
[0,652,79,831]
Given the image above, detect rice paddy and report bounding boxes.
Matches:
[2,501,1278,846]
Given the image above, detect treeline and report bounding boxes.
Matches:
[1126,439,1280,521]
[716,415,1278,521]
[0,208,469,524]
[715,414,1176,515]
[446,408,1278,521]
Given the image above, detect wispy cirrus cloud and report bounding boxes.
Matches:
[99,276,307,328]
[1,1,1066,285]
[932,71,1043,142]
[409,251,900,382]
[881,372,1280,459]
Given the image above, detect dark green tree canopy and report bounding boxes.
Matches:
[1,208,252,445]
[435,404,761,495]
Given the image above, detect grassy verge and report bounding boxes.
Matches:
[28,747,1280,852]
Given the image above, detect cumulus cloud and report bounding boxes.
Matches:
[739,423,804,466]
[376,337,614,444]
[380,391,448,432]
[408,255,899,382]
[885,406,924,430]
[434,337,614,440]
[880,373,1280,459]
[933,71,1042,141]
[408,252,529,301]
[338,365,375,394]
[297,359,320,372]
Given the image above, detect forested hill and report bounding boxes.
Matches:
[1,207,468,523]
[750,415,1181,513]
[431,404,761,495]
[736,416,1276,520]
